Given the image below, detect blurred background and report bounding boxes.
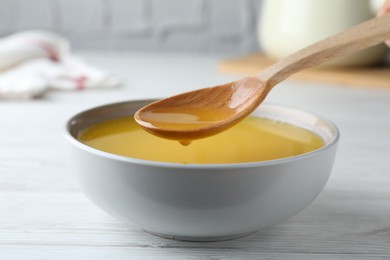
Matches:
[0,0,262,55]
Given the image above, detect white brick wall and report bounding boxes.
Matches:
[0,0,262,54]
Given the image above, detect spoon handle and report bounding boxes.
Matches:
[259,14,390,88]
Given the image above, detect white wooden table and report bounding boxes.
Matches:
[1,52,390,259]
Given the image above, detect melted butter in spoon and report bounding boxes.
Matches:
[137,106,237,145]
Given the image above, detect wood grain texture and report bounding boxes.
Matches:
[1,52,390,259]
[219,53,390,89]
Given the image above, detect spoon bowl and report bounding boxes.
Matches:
[135,14,390,141]
[135,77,266,141]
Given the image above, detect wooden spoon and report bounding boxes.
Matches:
[135,14,390,144]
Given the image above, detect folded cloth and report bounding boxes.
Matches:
[0,31,120,99]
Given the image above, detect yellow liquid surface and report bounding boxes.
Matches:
[78,116,324,164]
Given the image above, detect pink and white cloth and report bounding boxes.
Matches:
[0,31,120,99]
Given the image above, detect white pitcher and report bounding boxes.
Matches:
[259,0,387,66]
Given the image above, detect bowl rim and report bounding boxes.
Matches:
[64,99,340,170]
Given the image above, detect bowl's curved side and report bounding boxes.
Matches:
[66,138,337,241]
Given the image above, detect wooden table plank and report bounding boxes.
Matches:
[218,53,390,89]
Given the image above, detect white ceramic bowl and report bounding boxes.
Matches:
[65,100,339,241]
